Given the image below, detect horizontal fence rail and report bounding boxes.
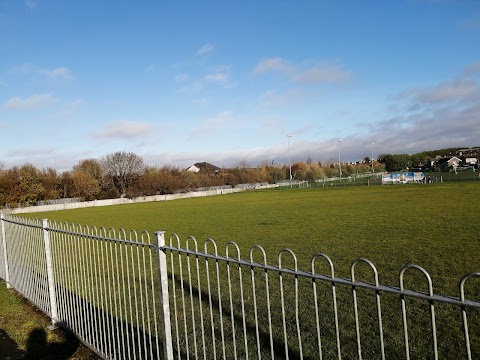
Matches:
[1,213,479,359]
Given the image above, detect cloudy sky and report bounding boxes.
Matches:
[1,0,479,171]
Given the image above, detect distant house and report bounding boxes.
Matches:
[435,156,462,171]
[426,158,436,170]
[464,157,478,166]
[186,164,201,173]
[186,162,222,173]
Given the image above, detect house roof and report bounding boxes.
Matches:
[186,165,200,172]
[436,156,461,163]
[193,162,222,171]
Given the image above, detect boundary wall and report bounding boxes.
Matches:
[4,184,278,215]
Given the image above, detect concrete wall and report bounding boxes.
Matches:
[5,184,277,215]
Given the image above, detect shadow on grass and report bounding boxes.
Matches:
[171,276,305,360]
[0,281,103,360]
[0,328,25,359]
[24,328,79,359]
[0,327,79,360]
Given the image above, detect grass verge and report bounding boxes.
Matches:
[0,280,101,359]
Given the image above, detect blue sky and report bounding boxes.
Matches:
[1,0,479,171]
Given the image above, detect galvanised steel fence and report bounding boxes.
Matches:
[1,213,479,359]
[0,214,167,359]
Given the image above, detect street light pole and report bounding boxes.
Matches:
[338,139,342,178]
[288,134,292,182]
[371,142,374,175]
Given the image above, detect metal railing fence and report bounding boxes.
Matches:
[163,237,480,360]
[1,213,479,359]
[0,214,168,360]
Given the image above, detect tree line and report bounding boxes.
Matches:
[0,151,386,208]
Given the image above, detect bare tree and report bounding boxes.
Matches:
[101,151,145,195]
[238,160,249,169]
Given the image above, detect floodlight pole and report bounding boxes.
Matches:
[288,134,292,183]
[338,139,342,178]
[371,142,375,175]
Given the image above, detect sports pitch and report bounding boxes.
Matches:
[27,182,480,297]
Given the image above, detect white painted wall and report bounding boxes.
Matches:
[5,184,278,214]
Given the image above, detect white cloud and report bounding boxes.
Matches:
[205,71,228,82]
[145,64,156,73]
[397,63,480,107]
[40,67,73,80]
[177,66,232,93]
[189,111,235,138]
[4,93,57,110]
[2,147,90,172]
[406,78,479,104]
[254,57,351,84]
[9,64,34,75]
[292,64,351,84]
[95,120,155,139]
[10,64,73,81]
[258,88,308,108]
[176,80,204,94]
[254,57,288,74]
[372,64,480,156]
[193,98,209,106]
[196,43,215,56]
[175,72,189,82]
[259,117,286,134]
[371,102,480,156]
[6,147,55,158]
[51,99,83,120]
[464,62,480,76]
[25,0,37,9]
[205,65,231,84]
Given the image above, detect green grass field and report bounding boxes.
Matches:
[26,182,480,297]
[0,281,101,359]
[11,182,480,358]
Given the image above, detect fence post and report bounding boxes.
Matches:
[42,219,59,329]
[155,230,174,360]
[1,214,11,289]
